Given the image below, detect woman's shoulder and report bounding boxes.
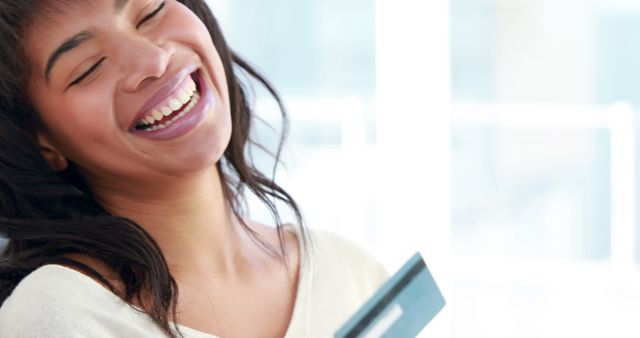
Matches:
[310,229,387,274]
[1,258,124,307]
[285,224,389,288]
[280,226,390,337]
[0,264,163,337]
[0,265,97,334]
[1,264,98,310]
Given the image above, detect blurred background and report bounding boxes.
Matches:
[213,0,640,337]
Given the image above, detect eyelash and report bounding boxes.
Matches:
[136,1,166,29]
[69,1,166,87]
[69,57,106,87]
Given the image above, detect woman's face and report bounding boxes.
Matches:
[24,0,231,190]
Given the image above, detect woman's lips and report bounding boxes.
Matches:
[130,69,214,141]
[133,75,199,130]
[129,65,198,131]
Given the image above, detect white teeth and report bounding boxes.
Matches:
[178,90,190,104]
[187,78,196,92]
[138,92,201,132]
[152,110,163,121]
[136,74,201,130]
[169,98,182,111]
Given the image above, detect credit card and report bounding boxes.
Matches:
[335,252,445,338]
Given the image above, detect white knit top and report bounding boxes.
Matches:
[0,227,388,337]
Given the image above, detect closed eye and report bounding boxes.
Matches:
[69,57,106,87]
[65,2,165,88]
[136,1,166,29]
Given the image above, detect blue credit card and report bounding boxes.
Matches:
[335,252,445,338]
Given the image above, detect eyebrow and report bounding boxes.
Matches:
[43,0,131,82]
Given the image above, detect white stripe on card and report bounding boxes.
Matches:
[362,303,404,338]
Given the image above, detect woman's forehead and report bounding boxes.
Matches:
[23,0,124,72]
[31,0,102,23]
[24,1,96,45]
[29,0,137,32]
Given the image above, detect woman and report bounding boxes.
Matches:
[0,0,388,337]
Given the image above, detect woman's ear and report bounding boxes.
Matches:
[35,132,68,171]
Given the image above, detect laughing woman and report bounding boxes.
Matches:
[0,1,387,337]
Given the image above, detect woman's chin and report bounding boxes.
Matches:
[143,101,231,176]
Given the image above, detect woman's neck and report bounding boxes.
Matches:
[89,167,262,280]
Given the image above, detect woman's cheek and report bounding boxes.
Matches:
[56,89,115,147]
[164,3,229,109]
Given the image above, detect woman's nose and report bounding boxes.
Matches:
[119,35,175,93]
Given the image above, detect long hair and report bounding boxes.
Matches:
[0,1,307,337]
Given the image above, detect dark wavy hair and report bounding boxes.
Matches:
[0,1,307,337]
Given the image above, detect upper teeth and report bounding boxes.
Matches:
[138,76,198,126]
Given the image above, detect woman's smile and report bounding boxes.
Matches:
[130,67,216,141]
[131,66,199,131]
